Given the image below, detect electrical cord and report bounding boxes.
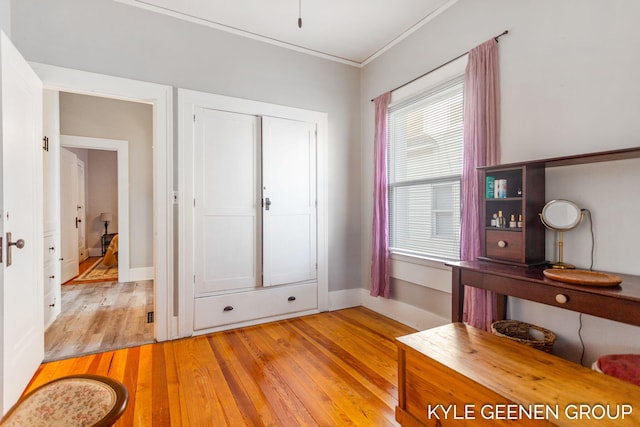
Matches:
[583,209,594,270]
[577,208,593,366]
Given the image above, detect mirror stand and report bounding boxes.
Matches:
[553,230,575,269]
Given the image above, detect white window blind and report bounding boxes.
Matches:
[388,75,464,260]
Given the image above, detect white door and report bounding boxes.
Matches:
[194,108,261,295]
[262,117,316,286]
[76,158,86,262]
[60,148,79,283]
[0,32,44,414]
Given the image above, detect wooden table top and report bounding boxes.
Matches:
[397,323,640,426]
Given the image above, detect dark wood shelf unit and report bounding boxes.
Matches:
[452,146,640,326]
[477,146,640,266]
[480,163,545,266]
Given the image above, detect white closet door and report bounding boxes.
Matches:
[194,108,260,295]
[262,117,316,287]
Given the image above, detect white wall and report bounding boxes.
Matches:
[0,0,9,38]
[10,0,362,293]
[87,150,118,254]
[361,0,640,366]
[60,92,152,268]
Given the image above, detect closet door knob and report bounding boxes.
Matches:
[223,306,234,312]
[497,240,507,248]
[288,296,296,302]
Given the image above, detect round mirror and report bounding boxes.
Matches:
[540,199,583,231]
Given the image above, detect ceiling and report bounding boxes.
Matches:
[116,0,458,67]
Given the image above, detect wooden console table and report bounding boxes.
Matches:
[448,260,640,327]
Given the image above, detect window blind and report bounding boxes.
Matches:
[388,75,464,260]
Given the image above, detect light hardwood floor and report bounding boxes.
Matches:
[31,307,417,426]
[44,279,155,361]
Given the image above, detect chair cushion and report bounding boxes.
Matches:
[596,354,640,387]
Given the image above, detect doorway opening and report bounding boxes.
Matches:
[44,93,155,361]
[60,145,120,285]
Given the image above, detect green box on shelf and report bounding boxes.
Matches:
[486,176,495,198]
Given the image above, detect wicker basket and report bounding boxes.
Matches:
[491,320,556,353]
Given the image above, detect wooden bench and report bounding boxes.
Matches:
[396,323,640,426]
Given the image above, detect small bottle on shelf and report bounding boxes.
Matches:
[490,213,497,227]
[517,214,523,228]
[497,211,505,228]
[509,214,517,228]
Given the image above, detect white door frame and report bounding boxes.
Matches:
[61,135,130,283]
[30,62,174,342]
[178,89,329,338]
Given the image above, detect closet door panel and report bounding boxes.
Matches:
[194,109,260,295]
[262,117,316,287]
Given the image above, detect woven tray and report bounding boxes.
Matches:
[491,320,556,353]
[543,269,622,287]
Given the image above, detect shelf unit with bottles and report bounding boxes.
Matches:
[478,163,546,266]
[475,147,640,266]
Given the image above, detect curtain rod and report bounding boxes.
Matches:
[370,30,509,102]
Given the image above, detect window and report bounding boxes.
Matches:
[388,76,464,260]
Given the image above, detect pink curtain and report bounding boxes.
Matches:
[370,92,392,297]
[460,39,500,330]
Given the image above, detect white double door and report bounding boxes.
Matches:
[194,109,316,296]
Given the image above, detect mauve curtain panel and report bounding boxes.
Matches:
[370,92,392,297]
[460,38,501,330]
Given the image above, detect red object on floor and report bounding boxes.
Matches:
[597,354,640,387]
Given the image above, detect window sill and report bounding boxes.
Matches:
[389,252,453,294]
[390,252,455,270]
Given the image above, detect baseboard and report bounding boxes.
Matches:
[328,288,363,311]
[360,289,449,331]
[328,287,449,331]
[128,267,154,282]
[88,247,102,257]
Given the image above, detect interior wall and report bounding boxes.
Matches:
[59,92,153,269]
[360,0,640,366]
[10,0,362,293]
[87,150,118,254]
[0,0,9,37]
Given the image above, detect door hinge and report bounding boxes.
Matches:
[147,311,154,323]
[193,114,196,122]
[193,198,196,207]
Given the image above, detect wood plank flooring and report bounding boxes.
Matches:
[31,307,417,426]
[45,280,155,361]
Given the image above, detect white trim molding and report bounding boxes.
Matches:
[361,289,449,331]
[31,62,174,342]
[327,288,450,331]
[60,135,131,283]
